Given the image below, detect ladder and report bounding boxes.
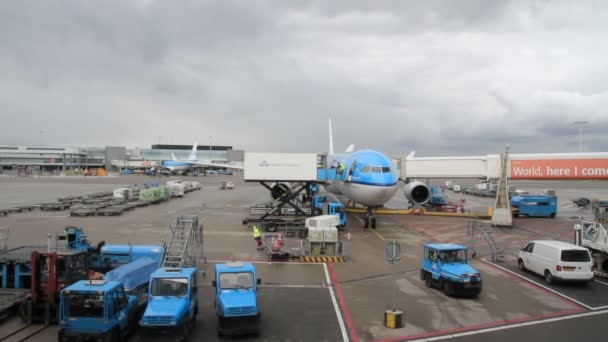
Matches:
[467,219,504,263]
[162,215,203,268]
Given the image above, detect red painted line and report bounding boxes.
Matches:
[373,308,585,342]
[328,262,360,342]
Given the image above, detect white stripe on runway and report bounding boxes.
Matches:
[324,263,349,342]
[406,310,608,341]
[481,259,594,310]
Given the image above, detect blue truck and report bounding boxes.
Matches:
[213,262,261,337]
[420,243,482,297]
[511,195,557,218]
[139,268,199,340]
[90,244,166,272]
[58,257,159,342]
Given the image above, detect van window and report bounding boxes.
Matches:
[561,250,590,262]
[523,242,534,253]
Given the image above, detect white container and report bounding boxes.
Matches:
[453,184,461,192]
[305,215,340,229]
[308,227,324,243]
[182,181,194,192]
[113,188,131,199]
[244,153,318,181]
[169,183,185,197]
[323,227,338,243]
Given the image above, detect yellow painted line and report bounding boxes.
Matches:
[371,229,385,241]
[345,207,491,218]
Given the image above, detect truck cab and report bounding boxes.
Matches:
[420,243,482,297]
[140,268,198,340]
[213,262,261,337]
[327,202,346,230]
[58,280,137,342]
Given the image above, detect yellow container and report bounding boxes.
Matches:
[384,309,404,329]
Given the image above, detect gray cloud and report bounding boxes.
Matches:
[0,0,607,156]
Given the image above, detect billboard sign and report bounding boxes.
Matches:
[510,159,608,179]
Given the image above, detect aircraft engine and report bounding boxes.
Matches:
[403,181,431,205]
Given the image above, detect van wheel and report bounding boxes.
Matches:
[545,270,554,284]
[518,259,526,272]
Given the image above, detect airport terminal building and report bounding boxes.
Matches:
[0,144,244,173]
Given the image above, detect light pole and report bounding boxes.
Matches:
[573,121,589,153]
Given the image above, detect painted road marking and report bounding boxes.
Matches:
[594,279,608,286]
[372,229,385,241]
[324,263,350,342]
[481,259,594,310]
[373,308,586,342]
[401,309,608,342]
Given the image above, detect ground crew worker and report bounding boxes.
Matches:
[338,162,345,174]
[253,225,263,250]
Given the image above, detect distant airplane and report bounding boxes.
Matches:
[161,142,243,174]
[323,119,430,228]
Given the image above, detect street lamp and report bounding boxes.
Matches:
[573,121,589,153]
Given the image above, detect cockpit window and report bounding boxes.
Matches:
[361,166,370,173]
[382,167,391,173]
[371,167,382,173]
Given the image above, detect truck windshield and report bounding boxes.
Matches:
[561,250,591,262]
[219,272,254,289]
[151,278,189,296]
[66,293,104,318]
[438,249,467,263]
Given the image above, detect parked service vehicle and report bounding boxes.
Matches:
[518,240,594,284]
[140,268,199,340]
[511,195,557,218]
[213,262,261,337]
[58,257,158,342]
[420,243,482,297]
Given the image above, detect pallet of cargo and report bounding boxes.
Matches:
[132,201,150,208]
[16,205,34,212]
[40,202,71,211]
[0,245,50,263]
[0,289,30,320]
[70,204,108,216]
[96,206,125,216]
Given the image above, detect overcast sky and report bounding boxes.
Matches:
[1,0,607,156]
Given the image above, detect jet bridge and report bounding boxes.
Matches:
[397,151,608,180]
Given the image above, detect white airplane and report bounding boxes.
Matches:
[161,142,243,174]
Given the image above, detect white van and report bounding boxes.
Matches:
[518,240,593,284]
